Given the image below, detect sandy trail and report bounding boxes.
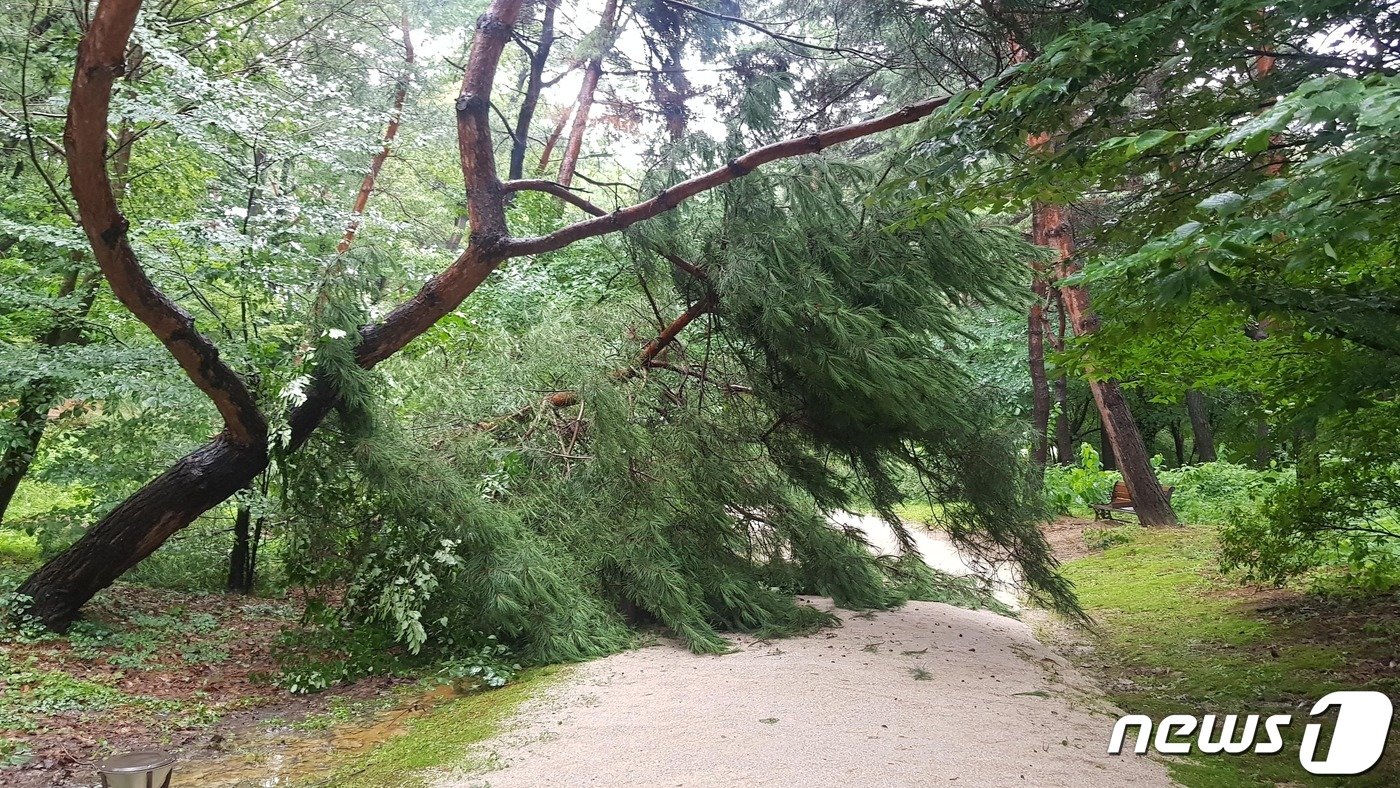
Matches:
[436,599,1172,787]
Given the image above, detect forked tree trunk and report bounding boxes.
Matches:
[1034,197,1177,525]
[1185,389,1216,462]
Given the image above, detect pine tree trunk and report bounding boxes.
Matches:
[1036,198,1177,525]
[557,0,618,187]
[1185,389,1216,462]
[17,437,270,629]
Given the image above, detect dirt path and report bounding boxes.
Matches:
[435,599,1173,787]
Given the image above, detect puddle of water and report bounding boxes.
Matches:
[166,684,458,787]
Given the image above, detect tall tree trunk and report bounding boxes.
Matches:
[1170,420,1185,467]
[1185,389,1216,462]
[337,17,414,254]
[1049,293,1073,464]
[1027,295,1051,469]
[557,0,618,187]
[1036,195,1177,525]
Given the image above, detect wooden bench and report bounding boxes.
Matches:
[1091,481,1175,522]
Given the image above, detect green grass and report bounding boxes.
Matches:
[323,666,565,786]
[1064,526,1399,786]
[0,530,39,568]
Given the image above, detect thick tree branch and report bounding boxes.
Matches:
[455,0,524,241]
[507,92,958,257]
[502,178,607,215]
[65,0,265,446]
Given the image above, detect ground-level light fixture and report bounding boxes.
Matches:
[95,750,175,788]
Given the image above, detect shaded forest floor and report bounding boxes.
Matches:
[1042,518,1400,787]
[0,582,423,785]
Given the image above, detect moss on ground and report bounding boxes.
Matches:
[324,666,566,787]
[1063,525,1399,787]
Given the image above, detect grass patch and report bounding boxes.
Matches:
[1063,525,1399,786]
[324,666,565,786]
[0,530,39,568]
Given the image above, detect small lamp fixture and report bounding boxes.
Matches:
[95,750,175,788]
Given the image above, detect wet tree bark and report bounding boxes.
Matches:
[1185,389,1216,462]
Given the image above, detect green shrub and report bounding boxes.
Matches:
[1158,462,1289,524]
[1042,444,1118,515]
[1220,454,1400,590]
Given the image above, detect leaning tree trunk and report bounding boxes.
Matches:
[1185,389,1216,462]
[18,437,269,627]
[1035,197,1177,525]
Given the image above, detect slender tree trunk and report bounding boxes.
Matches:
[535,104,572,175]
[1185,389,1216,462]
[226,503,253,593]
[1049,293,1073,463]
[508,0,558,181]
[1027,295,1051,469]
[1099,427,1117,470]
[1255,417,1271,468]
[1036,194,1177,525]
[337,17,414,254]
[1170,420,1185,467]
[557,0,618,187]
